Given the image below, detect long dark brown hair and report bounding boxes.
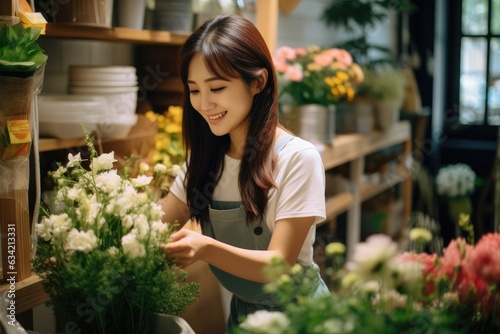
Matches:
[177,14,280,224]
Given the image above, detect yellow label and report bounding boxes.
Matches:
[7,116,32,144]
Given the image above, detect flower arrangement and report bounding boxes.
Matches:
[32,133,199,334]
[273,45,364,106]
[236,231,500,334]
[436,163,477,199]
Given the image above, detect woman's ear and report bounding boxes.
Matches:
[251,68,268,94]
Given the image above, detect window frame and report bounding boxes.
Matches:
[445,0,499,141]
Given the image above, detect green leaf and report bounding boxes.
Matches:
[0,23,46,70]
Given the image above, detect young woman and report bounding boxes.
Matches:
[161,14,329,329]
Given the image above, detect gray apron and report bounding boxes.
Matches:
[201,134,329,329]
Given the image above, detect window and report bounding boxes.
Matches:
[447,0,500,139]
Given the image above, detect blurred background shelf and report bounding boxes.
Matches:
[44,23,189,45]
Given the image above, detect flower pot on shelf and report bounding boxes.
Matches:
[375,100,401,131]
[280,104,336,145]
[336,99,375,134]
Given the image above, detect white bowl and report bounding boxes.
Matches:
[68,86,138,116]
[38,94,108,139]
[69,65,136,73]
[97,113,138,139]
[68,86,139,94]
[69,65,137,82]
[69,80,139,87]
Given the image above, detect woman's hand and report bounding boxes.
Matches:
[162,229,209,268]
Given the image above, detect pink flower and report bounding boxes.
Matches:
[397,252,438,296]
[324,48,353,66]
[313,52,333,67]
[273,57,289,73]
[465,233,500,284]
[284,65,303,82]
[436,238,471,278]
[275,46,297,61]
[295,48,307,56]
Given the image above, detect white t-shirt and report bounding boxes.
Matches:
[170,136,326,266]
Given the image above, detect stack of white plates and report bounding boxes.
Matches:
[38,95,108,139]
[67,65,139,139]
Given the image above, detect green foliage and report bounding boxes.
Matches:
[321,0,416,68]
[32,133,199,333]
[0,23,47,70]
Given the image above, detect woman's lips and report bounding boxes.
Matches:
[208,111,227,122]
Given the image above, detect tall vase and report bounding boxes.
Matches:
[447,196,472,237]
[280,104,336,145]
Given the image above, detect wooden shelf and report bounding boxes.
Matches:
[361,174,406,201]
[325,192,354,220]
[319,121,412,258]
[0,274,49,314]
[43,23,189,45]
[321,121,411,170]
[38,114,156,152]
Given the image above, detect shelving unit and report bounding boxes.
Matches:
[0,2,281,322]
[320,121,412,257]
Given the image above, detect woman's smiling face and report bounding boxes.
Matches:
[187,53,258,139]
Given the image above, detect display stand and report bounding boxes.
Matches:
[0,66,45,283]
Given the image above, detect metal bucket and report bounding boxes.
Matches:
[280,104,336,145]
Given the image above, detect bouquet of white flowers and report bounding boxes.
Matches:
[33,134,199,334]
[436,163,476,198]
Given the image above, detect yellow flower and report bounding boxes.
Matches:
[409,228,432,243]
[325,242,346,257]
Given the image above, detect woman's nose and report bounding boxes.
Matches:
[200,93,215,111]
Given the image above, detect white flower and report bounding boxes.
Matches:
[95,170,122,195]
[347,234,398,285]
[436,163,476,198]
[122,233,146,258]
[64,229,98,253]
[133,214,150,238]
[139,162,150,173]
[91,152,117,172]
[122,214,134,230]
[153,163,167,174]
[171,164,181,176]
[131,175,153,188]
[66,152,82,168]
[66,187,84,201]
[106,185,141,217]
[51,166,67,179]
[393,259,423,294]
[108,246,119,255]
[150,220,168,241]
[239,310,290,334]
[36,213,73,241]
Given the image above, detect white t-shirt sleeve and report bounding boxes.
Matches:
[274,145,326,225]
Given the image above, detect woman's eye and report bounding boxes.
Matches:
[211,87,225,93]
[189,89,199,95]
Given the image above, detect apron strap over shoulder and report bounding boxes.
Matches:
[275,133,294,153]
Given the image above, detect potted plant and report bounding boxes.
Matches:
[273,45,364,144]
[32,133,200,333]
[357,66,408,130]
[320,0,415,133]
